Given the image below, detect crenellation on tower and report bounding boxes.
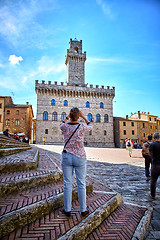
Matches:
[35,80,115,99]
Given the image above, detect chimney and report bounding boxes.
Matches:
[126,115,128,119]
[138,111,141,119]
[26,102,29,105]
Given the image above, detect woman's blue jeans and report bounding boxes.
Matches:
[61,152,87,212]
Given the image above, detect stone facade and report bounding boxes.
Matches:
[65,38,86,86]
[114,111,160,148]
[2,98,34,141]
[35,38,115,147]
[0,97,13,133]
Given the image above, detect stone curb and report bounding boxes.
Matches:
[0,141,29,149]
[0,135,29,146]
[0,146,31,157]
[58,192,122,240]
[0,183,93,238]
[0,171,63,197]
[131,206,153,240]
[0,149,38,173]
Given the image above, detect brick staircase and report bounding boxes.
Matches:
[0,143,151,239]
[0,134,31,157]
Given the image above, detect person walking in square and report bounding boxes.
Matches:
[126,138,133,157]
[60,108,92,217]
[149,132,160,199]
[142,135,152,181]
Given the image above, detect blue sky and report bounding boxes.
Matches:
[0,0,160,118]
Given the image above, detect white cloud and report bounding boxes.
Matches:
[96,0,115,20]
[0,0,60,48]
[9,55,23,65]
[21,56,65,86]
[87,57,125,64]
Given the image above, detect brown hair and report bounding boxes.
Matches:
[70,107,80,121]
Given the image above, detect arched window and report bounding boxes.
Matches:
[52,112,57,121]
[96,114,101,122]
[61,112,66,121]
[104,114,109,123]
[88,113,93,122]
[51,99,55,106]
[86,101,90,108]
[43,111,48,120]
[64,100,68,106]
[16,110,19,115]
[100,102,104,108]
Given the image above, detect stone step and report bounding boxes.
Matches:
[0,183,93,238]
[0,134,29,145]
[0,169,63,197]
[0,146,152,239]
[0,191,135,240]
[0,146,31,157]
[0,143,30,149]
[0,149,38,173]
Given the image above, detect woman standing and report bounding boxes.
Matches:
[60,108,92,217]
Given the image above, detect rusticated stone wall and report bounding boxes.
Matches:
[35,81,115,147]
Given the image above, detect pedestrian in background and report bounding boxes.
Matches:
[149,132,160,199]
[126,138,133,157]
[142,135,152,181]
[60,108,92,217]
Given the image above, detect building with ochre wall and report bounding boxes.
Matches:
[0,97,13,133]
[35,38,115,147]
[114,111,160,148]
[2,98,34,141]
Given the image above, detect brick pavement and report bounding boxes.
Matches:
[87,204,146,240]
[2,192,119,240]
[36,145,160,239]
[0,145,153,239]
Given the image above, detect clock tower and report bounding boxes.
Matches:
[65,38,86,86]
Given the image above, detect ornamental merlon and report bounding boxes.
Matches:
[65,52,86,64]
[35,80,115,95]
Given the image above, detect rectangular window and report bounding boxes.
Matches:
[131,122,134,126]
[45,129,48,134]
[143,123,145,128]
[150,126,152,129]
[15,119,19,126]
[124,130,126,135]
[0,103,2,108]
[89,130,92,135]
[16,110,19,115]
[123,122,126,126]
[132,130,134,135]
[149,117,151,121]
[155,126,157,129]
[0,115,1,122]
[104,130,106,135]
[144,133,145,137]
[6,119,10,126]
[154,118,156,121]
